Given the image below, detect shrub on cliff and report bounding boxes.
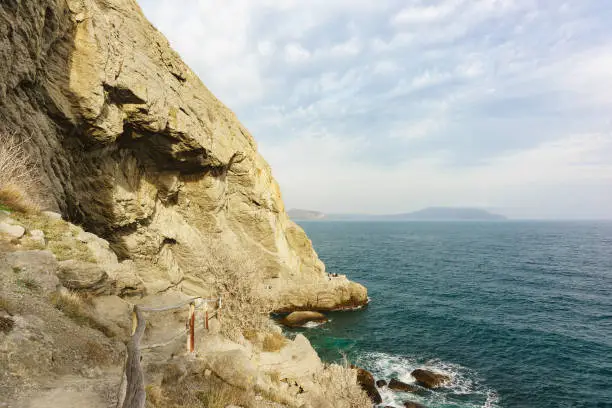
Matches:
[315,360,372,408]
[175,239,277,343]
[0,132,41,213]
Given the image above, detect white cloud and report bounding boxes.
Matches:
[261,132,612,218]
[393,1,464,25]
[284,43,311,63]
[138,0,612,218]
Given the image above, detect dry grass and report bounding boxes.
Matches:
[314,360,372,408]
[11,212,95,262]
[262,331,287,352]
[196,383,253,408]
[175,239,277,342]
[268,369,282,384]
[16,276,41,291]
[49,290,114,337]
[149,372,255,408]
[0,296,13,314]
[145,384,165,407]
[0,132,41,213]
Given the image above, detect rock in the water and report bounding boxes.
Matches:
[376,379,387,388]
[411,369,451,389]
[404,401,426,408]
[389,378,420,393]
[355,367,382,404]
[280,311,328,327]
[57,260,110,295]
[0,222,25,238]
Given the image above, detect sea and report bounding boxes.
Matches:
[289,221,612,408]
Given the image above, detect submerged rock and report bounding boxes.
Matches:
[355,367,382,404]
[411,369,451,389]
[389,378,420,393]
[280,311,328,327]
[403,401,427,408]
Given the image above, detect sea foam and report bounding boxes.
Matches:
[355,351,500,408]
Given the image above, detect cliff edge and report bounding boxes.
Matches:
[0,0,367,311]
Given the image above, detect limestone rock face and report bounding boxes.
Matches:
[0,0,366,310]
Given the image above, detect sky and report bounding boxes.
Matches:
[138,0,612,219]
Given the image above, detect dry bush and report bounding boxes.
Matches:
[152,372,254,408]
[50,290,86,317]
[262,331,287,352]
[0,132,41,213]
[196,382,253,408]
[314,360,371,408]
[175,239,276,342]
[145,384,165,407]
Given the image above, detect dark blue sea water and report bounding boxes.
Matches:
[293,221,612,408]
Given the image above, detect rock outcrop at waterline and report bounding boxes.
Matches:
[0,0,366,311]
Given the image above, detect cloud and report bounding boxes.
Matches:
[138,0,612,218]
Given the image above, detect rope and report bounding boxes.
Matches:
[137,297,221,313]
[139,320,209,351]
[140,329,189,350]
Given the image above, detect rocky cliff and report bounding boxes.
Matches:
[0,0,367,310]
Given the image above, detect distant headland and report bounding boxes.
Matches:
[288,207,508,221]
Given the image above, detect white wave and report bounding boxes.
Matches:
[355,351,501,408]
[302,320,327,328]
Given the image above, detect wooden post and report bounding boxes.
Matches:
[120,305,146,408]
[187,302,195,353]
[204,302,209,330]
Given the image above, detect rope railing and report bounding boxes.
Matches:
[117,296,222,408]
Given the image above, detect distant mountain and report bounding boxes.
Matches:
[383,207,507,221]
[287,208,326,220]
[288,207,507,221]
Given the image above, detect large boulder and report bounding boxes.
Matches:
[280,311,328,327]
[355,367,382,404]
[411,369,451,389]
[389,378,420,393]
[57,260,110,295]
[2,250,60,292]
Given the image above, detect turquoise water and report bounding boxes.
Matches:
[293,221,612,408]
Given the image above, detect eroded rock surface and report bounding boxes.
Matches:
[0,0,366,312]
